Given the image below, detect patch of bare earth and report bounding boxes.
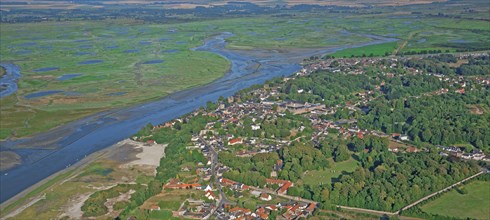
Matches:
[119,139,167,176]
[469,105,485,115]
[58,193,92,220]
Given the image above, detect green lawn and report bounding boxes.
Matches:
[302,157,360,185]
[421,181,490,220]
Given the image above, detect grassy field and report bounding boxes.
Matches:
[302,157,360,185]
[420,181,490,219]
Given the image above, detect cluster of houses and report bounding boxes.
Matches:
[171,199,215,219]
[160,179,219,219]
[219,177,250,191]
[216,202,316,220]
[437,146,489,162]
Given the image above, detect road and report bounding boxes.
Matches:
[206,141,234,219]
[336,205,395,216]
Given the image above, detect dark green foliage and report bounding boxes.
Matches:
[359,89,490,152]
[280,141,330,181]
[333,144,350,162]
[220,152,279,179]
[381,74,446,100]
[330,150,481,211]
[456,56,490,76]
[275,73,376,105]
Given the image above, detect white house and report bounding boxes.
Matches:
[251,125,261,130]
[260,193,272,201]
[205,190,217,200]
[203,185,213,192]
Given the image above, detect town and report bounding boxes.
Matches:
[134,53,490,219]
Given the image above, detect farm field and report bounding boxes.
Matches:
[420,181,490,219]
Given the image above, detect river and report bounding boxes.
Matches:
[0,32,397,203]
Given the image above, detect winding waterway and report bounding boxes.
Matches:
[0,32,397,203]
[0,64,21,98]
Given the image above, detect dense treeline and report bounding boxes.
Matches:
[457,56,490,76]
[359,89,490,152]
[277,73,376,105]
[381,74,446,99]
[279,142,330,181]
[329,149,481,211]
[404,54,490,76]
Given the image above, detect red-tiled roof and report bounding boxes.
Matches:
[265,205,277,211]
[229,207,251,214]
[306,203,316,212]
[229,138,243,145]
[220,178,237,185]
[278,181,292,194]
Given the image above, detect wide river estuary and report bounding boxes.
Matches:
[0,32,396,203]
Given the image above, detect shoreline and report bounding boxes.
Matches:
[0,140,119,212]
[0,137,166,217]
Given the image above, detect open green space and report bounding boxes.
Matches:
[302,157,360,185]
[420,181,490,220]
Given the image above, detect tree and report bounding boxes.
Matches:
[334,145,350,162]
[321,188,330,202]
